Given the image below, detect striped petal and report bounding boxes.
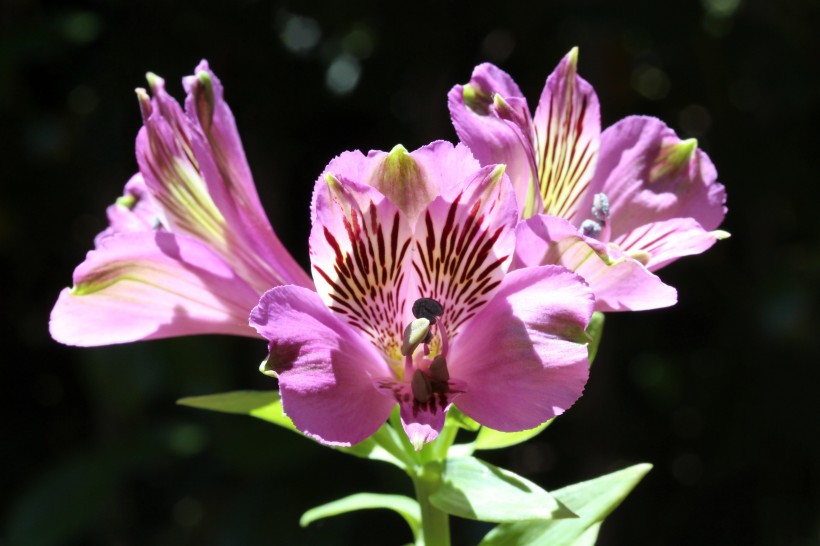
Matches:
[50,232,260,346]
[183,62,312,289]
[136,69,310,295]
[532,48,601,222]
[310,170,414,366]
[411,164,518,341]
[612,216,725,272]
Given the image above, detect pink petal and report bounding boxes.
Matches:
[322,141,480,225]
[448,64,538,214]
[513,215,677,312]
[310,170,415,361]
[412,164,518,340]
[613,216,724,272]
[50,232,260,346]
[450,266,593,431]
[182,62,313,290]
[94,173,163,246]
[250,286,395,446]
[532,48,601,222]
[136,66,311,294]
[585,116,727,263]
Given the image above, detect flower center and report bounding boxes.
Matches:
[401,297,451,403]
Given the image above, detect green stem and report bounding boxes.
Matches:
[371,425,417,468]
[412,466,450,546]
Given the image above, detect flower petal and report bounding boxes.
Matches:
[412,164,518,340]
[613,216,726,272]
[310,170,415,363]
[50,232,260,346]
[448,64,538,215]
[323,141,481,225]
[94,173,163,246]
[182,62,313,290]
[513,215,677,311]
[532,48,601,222]
[136,68,311,296]
[250,286,394,446]
[584,116,727,266]
[449,266,593,431]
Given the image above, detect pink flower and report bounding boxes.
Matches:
[449,48,728,312]
[50,61,312,346]
[250,142,594,449]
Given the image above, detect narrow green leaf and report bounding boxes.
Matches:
[300,493,420,538]
[474,419,553,450]
[428,457,576,522]
[177,390,296,430]
[334,436,406,468]
[586,311,605,366]
[178,391,406,468]
[478,463,652,546]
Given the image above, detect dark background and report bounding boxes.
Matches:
[2,0,819,545]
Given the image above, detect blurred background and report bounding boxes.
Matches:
[2,0,819,544]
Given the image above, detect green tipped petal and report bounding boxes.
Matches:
[650,138,698,183]
[369,144,436,221]
[145,71,164,94]
[135,87,152,120]
[463,83,493,115]
[191,70,215,129]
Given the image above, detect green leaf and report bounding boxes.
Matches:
[478,463,652,546]
[334,435,406,468]
[177,390,296,430]
[428,457,576,522]
[474,419,553,450]
[178,390,406,468]
[300,493,420,539]
[586,311,605,366]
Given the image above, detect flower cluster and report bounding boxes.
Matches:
[51,50,726,449]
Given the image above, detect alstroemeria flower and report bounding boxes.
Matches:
[449,48,728,312]
[51,61,312,346]
[250,142,594,449]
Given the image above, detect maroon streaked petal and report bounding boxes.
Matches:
[411,165,518,342]
[310,172,414,365]
[532,48,601,222]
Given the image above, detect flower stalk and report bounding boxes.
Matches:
[411,463,451,546]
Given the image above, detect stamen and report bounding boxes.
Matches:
[401,317,431,356]
[580,219,602,238]
[592,193,610,223]
[428,355,449,382]
[581,193,610,240]
[411,369,433,403]
[412,297,444,325]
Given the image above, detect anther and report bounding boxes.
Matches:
[412,298,443,325]
[580,219,602,238]
[592,193,610,223]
